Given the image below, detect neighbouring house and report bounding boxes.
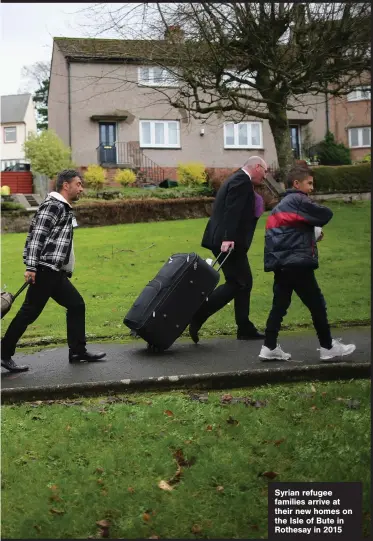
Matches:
[48,36,328,183]
[0,93,37,171]
[328,81,371,162]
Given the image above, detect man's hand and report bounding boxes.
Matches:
[221,241,234,253]
[24,271,36,284]
[316,231,324,243]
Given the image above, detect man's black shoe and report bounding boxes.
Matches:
[189,322,201,344]
[237,330,265,340]
[1,358,29,372]
[69,350,106,363]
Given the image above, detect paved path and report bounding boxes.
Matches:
[2,327,370,401]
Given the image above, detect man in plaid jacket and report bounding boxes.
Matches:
[1,169,106,372]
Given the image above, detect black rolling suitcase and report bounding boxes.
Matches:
[123,251,231,351]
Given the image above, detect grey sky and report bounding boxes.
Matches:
[0,3,120,96]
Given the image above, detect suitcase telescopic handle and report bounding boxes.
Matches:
[13,277,33,300]
[211,248,233,272]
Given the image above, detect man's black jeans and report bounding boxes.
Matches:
[264,267,333,350]
[193,248,256,333]
[1,267,86,359]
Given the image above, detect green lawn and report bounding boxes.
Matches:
[1,201,370,346]
[1,380,370,539]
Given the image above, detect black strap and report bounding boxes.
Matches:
[13,278,32,300]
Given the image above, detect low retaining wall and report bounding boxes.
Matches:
[311,192,371,202]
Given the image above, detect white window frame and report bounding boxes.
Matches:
[138,66,179,87]
[139,120,181,148]
[348,126,371,148]
[347,86,371,101]
[221,69,256,89]
[4,126,17,143]
[223,122,263,149]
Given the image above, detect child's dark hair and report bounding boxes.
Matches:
[56,169,82,192]
[286,165,313,189]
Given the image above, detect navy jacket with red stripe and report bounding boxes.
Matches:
[264,189,333,272]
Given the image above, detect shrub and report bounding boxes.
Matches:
[1,201,24,211]
[177,162,207,186]
[1,185,11,196]
[77,185,214,204]
[23,130,75,179]
[83,164,107,192]
[205,168,235,193]
[114,168,136,186]
[316,131,352,166]
[312,164,371,193]
[361,153,371,163]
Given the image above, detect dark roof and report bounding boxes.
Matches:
[54,37,173,62]
[1,94,31,123]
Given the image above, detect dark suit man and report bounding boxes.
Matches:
[189,156,268,343]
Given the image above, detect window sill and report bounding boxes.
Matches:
[138,83,179,88]
[140,146,181,150]
[347,98,371,102]
[224,146,264,150]
[349,145,371,149]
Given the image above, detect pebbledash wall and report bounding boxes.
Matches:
[48,44,327,179]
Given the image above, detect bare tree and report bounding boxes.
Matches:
[80,2,371,178]
[21,61,50,91]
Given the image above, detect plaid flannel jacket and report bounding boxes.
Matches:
[23,194,73,273]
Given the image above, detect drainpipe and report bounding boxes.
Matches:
[67,59,72,150]
[325,90,330,135]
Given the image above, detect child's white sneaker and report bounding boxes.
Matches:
[319,338,356,361]
[259,344,291,361]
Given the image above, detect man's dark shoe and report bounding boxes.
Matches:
[237,330,265,340]
[69,350,106,363]
[1,358,29,372]
[189,321,201,344]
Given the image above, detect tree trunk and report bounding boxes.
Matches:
[267,105,293,184]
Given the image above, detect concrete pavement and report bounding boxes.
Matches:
[1,326,370,402]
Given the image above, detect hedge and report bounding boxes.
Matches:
[74,197,215,227]
[313,164,371,193]
[80,185,214,201]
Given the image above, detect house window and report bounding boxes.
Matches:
[221,70,256,88]
[4,126,16,143]
[348,127,371,148]
[139,120,180,148]
[138,66,179,87]
[347,87,371,101]
[224,122,263,149]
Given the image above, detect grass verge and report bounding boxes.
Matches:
[1,201,370,346]
[1,379,370,539]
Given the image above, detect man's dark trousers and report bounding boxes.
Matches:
[1,266,86,358]
[264,267,333,349]
[193,248,256,332]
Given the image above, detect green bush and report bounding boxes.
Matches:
[1,201,24,211]
[78,185,213,203]
[83,165,107,192]
[313,164,371,193]
[177,162,207,186]
[361,153,371,163]
[317,131,351,166]
[114,168,136,186]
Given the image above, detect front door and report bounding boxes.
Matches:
[99,123,117,164]
[289,125,301,160]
